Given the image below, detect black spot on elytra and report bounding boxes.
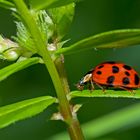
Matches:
[98,65,104,69]
[134,74,140,85]
[123,65,132,70]
[125,71,130,76]
[106,76,115,84]
[105,61,116,64]
[112,66,119,73]
[96,71,102,75]
[122,77,130,85]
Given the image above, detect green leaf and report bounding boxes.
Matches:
[82,102,140,139]
[29,0,77,10]
[48,102,140,139]
[12,0,48,56]
[55,29,140,55]
[14,21,37,53]
[0,57,40,81]
[0,96,56,128]
[0,0,15,9]
[70,90,140,99]
[48,132,68,140]
[48,3,75,40]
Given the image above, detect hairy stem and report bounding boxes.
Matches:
[54,56,70,95]
[55,56,84,140]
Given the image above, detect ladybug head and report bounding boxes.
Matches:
[76,77,86,91]
[76,70,93,90]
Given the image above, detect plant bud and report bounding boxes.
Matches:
[0,36,19,53]
[47,43,56,51]
[3,48,21,61]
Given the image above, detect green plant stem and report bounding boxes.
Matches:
[13,0,71,122]
[54,56,70,95]
[55,56,84,140]
[12,0,84,139]
[68,117,85,140]
[43,49,85,140]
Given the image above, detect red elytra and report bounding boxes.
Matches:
[76,61,140,92]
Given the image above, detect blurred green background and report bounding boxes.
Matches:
[1,0,140,140]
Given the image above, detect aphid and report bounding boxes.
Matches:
[76,61,140,92]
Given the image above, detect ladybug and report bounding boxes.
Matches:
[76,61,140,92]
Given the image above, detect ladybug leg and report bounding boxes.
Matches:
[87,80,94,91]
[119,86,135,95]
[90,80,95,91]
[87,82,91,90]
[95,82,106,93]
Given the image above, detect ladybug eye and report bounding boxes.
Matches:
[79,80,84,85]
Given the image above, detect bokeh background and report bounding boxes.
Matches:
[0,0,140,139]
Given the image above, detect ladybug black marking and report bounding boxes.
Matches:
[134,74,140,85]
[112,66,119,73]
[122,77,130,85]
[85,69,94,75]
[125,71,130,76]
[98,65,104,69]
[106,76,115,84]
[105,61,116,64]
[76,61,140,91]
[96,71,102,75]
[123,65,132,70]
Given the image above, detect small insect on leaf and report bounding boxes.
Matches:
[76,61,140,93]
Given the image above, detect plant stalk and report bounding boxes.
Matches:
[12,0,85,139]
[68,117,85,140]
[55,56,85,140]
